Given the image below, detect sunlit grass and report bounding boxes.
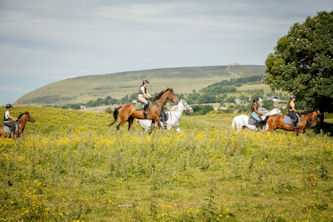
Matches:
[0,106,332,221]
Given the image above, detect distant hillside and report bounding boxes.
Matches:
[15,65,265,106]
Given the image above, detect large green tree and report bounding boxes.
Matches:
[264,11,333,122]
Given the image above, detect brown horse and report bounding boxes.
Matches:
[108,88,178,133]
[267,111,320,136]
[0,112,35,138]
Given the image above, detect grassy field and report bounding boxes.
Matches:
[14,65,265,106]
[0,106,332,221]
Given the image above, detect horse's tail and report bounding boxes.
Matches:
[107,106,121,127]
[263,115,270,124]
[232,118,236,130]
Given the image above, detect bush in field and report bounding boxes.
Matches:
[185,105,214,115]
[263,100,274,110]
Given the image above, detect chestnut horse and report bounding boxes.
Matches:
[108,88,178,133]
[267,111,320,136]
[0,112,35,138]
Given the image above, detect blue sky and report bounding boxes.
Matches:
[0,0,332,105]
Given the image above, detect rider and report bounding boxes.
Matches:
[288,95,298,129]
[251,97,262,124]
[3,104,18,136]
[137,80,152,116]
[160,106,167,128]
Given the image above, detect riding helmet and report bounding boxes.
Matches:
[6,104,12,108]
[142,80,150,84]
[290,95,296,99]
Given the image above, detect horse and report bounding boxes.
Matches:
[138,99,193,132]
[0,112,35,138]
[267,110,320,136]
[107,88,178,133]
[232,108,281,131]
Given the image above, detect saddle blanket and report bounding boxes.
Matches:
[134,100,152,110]
[248,116,257,125]
[4,123,18,133]
[283,114,299,125]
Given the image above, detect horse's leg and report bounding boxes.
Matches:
[116,120,126,130]
[302,128,307,135]
[154,116,162,128]
[149,120,155,134]
[127,116,134,131]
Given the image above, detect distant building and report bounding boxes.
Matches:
[267,96,284,102]
[234,99,242,104]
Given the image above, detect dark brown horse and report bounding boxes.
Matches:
[0,112,35,138]
[108,88,178,132]
[267,111,320,136]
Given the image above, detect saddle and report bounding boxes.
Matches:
[284,114,300,125]
[248,116,257,125]
[3,123,18,133]
[248,116,262,126]
[134,100,152,111]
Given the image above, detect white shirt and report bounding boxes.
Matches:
[138,86,146,96]
[4,111,10,121]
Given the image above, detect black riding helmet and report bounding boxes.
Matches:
[6,104,12,108]
[142,80,149,84]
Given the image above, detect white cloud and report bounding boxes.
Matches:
[0,0,332,81]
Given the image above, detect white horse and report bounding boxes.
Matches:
[139,99,193,132]
[232,108,281,131]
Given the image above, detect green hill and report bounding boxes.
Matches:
[15,65,265,106]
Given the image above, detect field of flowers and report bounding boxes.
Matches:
[0,106,332,221]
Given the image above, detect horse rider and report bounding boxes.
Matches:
[288,95,298,129]
[3,104,18,136]
[251,97,263,125]
[138,80,152,116]
[160,106,167,128]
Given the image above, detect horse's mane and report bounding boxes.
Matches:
[151,88,172,101]
[18,112,29,119]
[301,110,315,115]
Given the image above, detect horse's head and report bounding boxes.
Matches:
[18,112,35,123]
[309,111,320,127]
[166,88,179,104]
[180,99,193,113]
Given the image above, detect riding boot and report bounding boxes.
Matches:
[291,120,297,131]
[143,104,148,117]
[11,128,16,139]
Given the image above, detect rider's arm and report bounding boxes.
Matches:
[254,106,260,114]
[8,114,18,121]
[143,91,151,99]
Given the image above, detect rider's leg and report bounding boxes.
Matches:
[161,111,167,128]
[289,111,298,130]
[251,112,261,125]
[138,96,149,116]
[5,122,15,138]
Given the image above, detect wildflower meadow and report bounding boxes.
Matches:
[0,106,332,221]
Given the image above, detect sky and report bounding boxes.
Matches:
[0,0,332,105]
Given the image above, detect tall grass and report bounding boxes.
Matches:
[0,106,332,221]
